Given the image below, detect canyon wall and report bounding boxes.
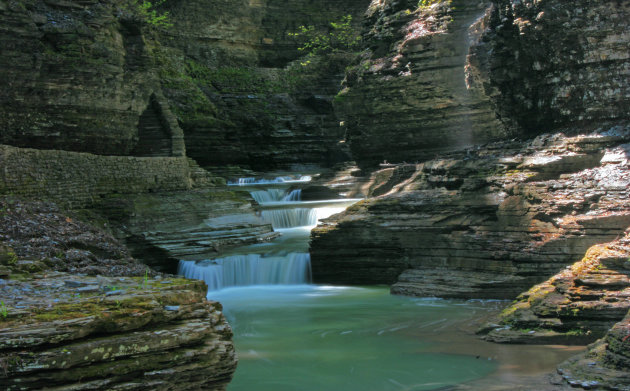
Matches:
[336,0,630,168]
[159,0,371,170]
[336,0,505,168]
[311,127,630,298]
[0,0,168,155]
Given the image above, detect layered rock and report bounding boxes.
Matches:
[558,310,630,390]
[482,235,630,344]
[0,198,237,390]
[335,0,506,168]
[161,0,369,68]
[337,0,630,168]
[310,126,630,299]
[0,0,179,156]
[97,189,277,272]
[157,0,371,170]
[472,0,630,133]
[0,273,236,391]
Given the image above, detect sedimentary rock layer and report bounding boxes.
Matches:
[337,0,630,168]
[0,274,236,391]
[0,0,166,155]
[472,0,630,133]
[335,0,505,168]
[310,125,630,299]
[558,310,630,390]
[482,235,630,344]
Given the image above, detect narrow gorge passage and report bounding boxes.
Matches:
[178,175,580,391]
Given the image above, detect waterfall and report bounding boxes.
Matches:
[178,253,312,291]
[283,189,302,201]
[251,189,287,203]
[181,175,357,292]
[261,208,317,229]
[250,188,303,204]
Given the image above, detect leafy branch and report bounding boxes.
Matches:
[288,15,361,61]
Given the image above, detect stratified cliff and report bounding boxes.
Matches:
[157,0,371,170]
[0,0,177,156]
[335,0,630,168]
[311,127,630,298]
[336,0,505,168]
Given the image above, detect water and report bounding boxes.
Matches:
[180,175,581,390]
[212,285,499,391]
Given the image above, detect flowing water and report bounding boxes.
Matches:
[179,176,581,390]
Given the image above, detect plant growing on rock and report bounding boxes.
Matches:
[136,0,172,28]
[0,301,8,319]
[288,15,361,62]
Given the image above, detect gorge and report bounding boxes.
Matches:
[1,0,629,390]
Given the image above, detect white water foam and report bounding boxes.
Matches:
[178,253,312,291]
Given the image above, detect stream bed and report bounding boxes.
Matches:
[179,175,582,390]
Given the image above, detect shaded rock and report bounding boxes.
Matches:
[336,0,506,168]
[0,198,146,277]
[558,310,630,390]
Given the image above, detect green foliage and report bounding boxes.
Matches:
[288,15,361,60]
[418,0,450,9]
[0,301,8,319]
[134,0,172,28]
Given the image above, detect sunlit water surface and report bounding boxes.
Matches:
[211,285,501,391]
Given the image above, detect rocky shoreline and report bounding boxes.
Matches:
[0,199,237,390]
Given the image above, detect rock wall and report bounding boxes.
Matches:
[158,0,371,170]
[335,0,506,168]
[0,144,195,209]
[0,0,171,156]
[473,0,630,133]
[162,0,369,68]
[337,0,630,168]
[310,126,630,299]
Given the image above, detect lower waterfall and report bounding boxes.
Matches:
[178,253,312,291]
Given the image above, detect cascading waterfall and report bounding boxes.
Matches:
[261,208,317,229]
[179,175,347,291]
[178,253,311,291]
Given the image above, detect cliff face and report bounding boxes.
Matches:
[0,0,173,156]
[158,0,371,170]
[335,0,506,168]
[473,0,630,133]
[337,0,630,168]
[0,0,371,169]
[310,126,630,298]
